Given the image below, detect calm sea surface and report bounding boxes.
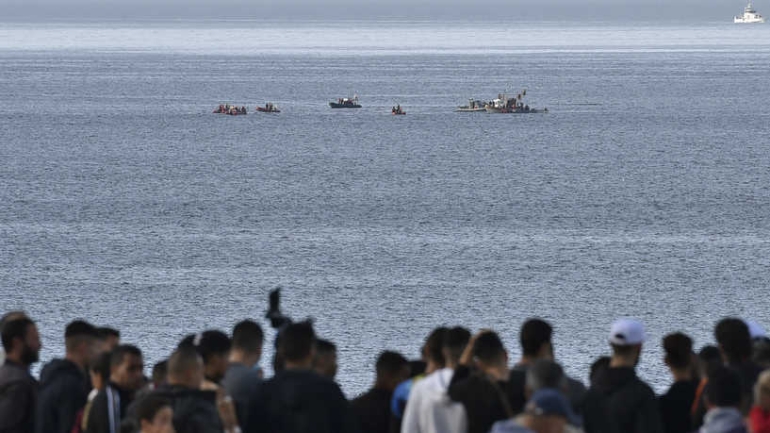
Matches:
[1,21,770,395]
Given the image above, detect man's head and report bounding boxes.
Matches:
[697,345,723,379]
[110,344,145,391]
[662,332,693,372]
[90,351,112,391]
[715,318,752,365]
[152,360,168,389]
[520,388,577,433]
[136,395,175,433]
[97,327,120,353]
[374,351,410,391]
[313,339,338,379]
[279,321,316,369]
[526,360,567,397]
[609,318,645,366]
[705,366,742,409]
[167,346,204,390]
[443,327,471,369]
[231,320,264,368]
[1,317,41,367]
[520,319,554,361]
[423,327,448,372]
[65,320,100,368]
[193,330,231,383]
[755,370,770,411]
[472,331,508,371]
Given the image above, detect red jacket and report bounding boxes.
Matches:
[750,406,770,433]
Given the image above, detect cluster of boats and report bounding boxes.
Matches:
[213,91,547,116]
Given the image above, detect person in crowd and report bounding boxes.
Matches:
[149,345,234,433]
[152,360,169,390]
[508,319,586,416]
[0,316,41,433]
[314,339,338,380]
[86,345,145,433]
[750,370,770,433]
[714,318,764,414]
[36,320,100,433]
[658,332,699,433]
[351,351,410,433]
[181,330,232,389]
[448,330,511,433]
[588,357,610,388]
[699,367,748,433]
[693,345,724,430]
[0,311,28,365]
[490,388,580,433]
[390,328,448,433]
[401,326,471,433]
[97,327,121,353]
[135,395,175,433]
[582,318,663,433]
[222,319,264,429]
[81,351,112,432]
[245,321,358,433]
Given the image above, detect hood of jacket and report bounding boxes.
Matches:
[39,358,85,388]
[700,407,747,433]
[591,366,638,395]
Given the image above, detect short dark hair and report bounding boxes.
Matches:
[152,360,168,385]
[0,311,27,331]
[425,327,448,366]
[316,339,336,355]
[706,367,743,407]
[111,345,142,368]
[91,351,112,384]
[280,321,316,362]
[663,332,693,369]
[472,332,506,364]
[97,327,120,340]
[1,317,35,352]
[232,320,264,354]
[168,346,202,378]
[526,359,566,391]
[195,330,232,364]
[65,320,99,351]
[375,351,408,378]
[443,327,471,365]
[590,356,611,385]
[135,395,172,423]
[408,360,426,378]
[520,319,553,357]
[698,345,724,378]
[715,318,752,364]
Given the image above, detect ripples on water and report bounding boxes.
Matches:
[1,21,770,395]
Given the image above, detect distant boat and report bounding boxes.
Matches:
[483,91,546,114]
[455,98,487,112]
[256,103,281,113]
[392,105,406,115]
[735,1,765,23]
[330,96,361,109]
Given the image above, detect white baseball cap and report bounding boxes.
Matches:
[746,320,766,339]
[609,318,646,346]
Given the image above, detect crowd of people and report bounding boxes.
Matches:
[2,306,770,433]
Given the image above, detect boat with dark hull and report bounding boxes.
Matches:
[392,105,406,115]
[330,96,361,109]
[256,103,281,113]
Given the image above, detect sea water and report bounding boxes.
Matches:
[1,20,770,395]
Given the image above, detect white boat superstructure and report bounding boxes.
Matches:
[735,2,765,23]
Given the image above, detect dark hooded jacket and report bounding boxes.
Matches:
[583,366,664,433]
[0,360,38,433]
[245,369,358,433]
[84,383,133,433]
[35,359,89,433]
[447,365,509,433]
[128,384,223,433]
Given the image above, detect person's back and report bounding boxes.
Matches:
[658,332,698,433]
[715,318,764,415]
[699,367,748,433]
[222,320,264,429]
[583,319,662,433]
[351,351,409,433]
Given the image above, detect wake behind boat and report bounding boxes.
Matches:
[330,96,361,109]
[735,1,765,22]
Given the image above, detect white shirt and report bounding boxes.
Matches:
[401,368,468,433]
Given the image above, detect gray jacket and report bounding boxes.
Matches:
[699,408,748,433]
[0,361,38,433]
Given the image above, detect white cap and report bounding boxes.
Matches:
[746,320,766,339]
[609,318,645,346]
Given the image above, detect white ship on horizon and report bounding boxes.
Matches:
[735,1,765,23]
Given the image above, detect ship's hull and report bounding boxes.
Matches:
[455,107,487,112]
[256,107,281,113]
[329,102,362,109]
[735,17,765,22]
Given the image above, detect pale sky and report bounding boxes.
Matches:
[0,0,752,21]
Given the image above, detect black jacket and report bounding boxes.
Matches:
[0,360,38,433]
[583,366,664,433]
[658,379,698,433]
[135,385,223,433]
[246,369,359,433]
[350,388,392,433]
[448,366,509,433]
[35,359,90,433]
[507,363,587,418]
[84,383,133,433]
